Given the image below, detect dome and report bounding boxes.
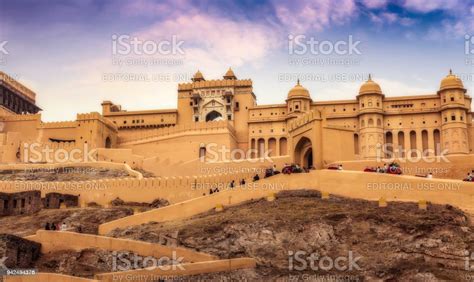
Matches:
[359,74,382,95]
[223,67,237,80]
[287,80,311,99]
[439,70,464,91]
[192,70,205,82]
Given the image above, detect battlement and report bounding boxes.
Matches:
[119,120,236,144]
[77,112,118,132]
[0,113,41,122]
[288,110,322,132]
[0,71,36,102]
[178,79,252,91]
[39,120,77,129]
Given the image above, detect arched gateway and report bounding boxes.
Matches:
[294,137,313,169]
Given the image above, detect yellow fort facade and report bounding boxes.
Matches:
[0,69,472,173]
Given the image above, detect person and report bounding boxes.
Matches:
[466,173,472,182]
[229,180,235,189]
[209,188,213,195]
[45,223,50,231]
[61,222,67,231]
[213,187,220,193]
[376,167,381,173]
[338,164,343,171]
[253,174,260,181]
[240,179,246,185]
[427,172,433,179]
[51,223,56,231]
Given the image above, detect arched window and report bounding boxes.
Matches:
[368,118,374,126]
[421,130,428,156]
[354,134,359,155]
[279,137,288,155]
[410,130,417,158]
[268,138,277,157]
[433,129,441,156]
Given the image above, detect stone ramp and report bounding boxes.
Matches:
[27,230,216,263]
[98,169,474,234]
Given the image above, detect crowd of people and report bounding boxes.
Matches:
[364,162,402,175]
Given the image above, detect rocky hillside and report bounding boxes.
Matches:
[0,207,134,236]
[0,167,133,181]
[108,190,474,281]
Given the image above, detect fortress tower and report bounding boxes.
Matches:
[177,68,256,150]
[286,80,312,120]
[438,70,470,155]
[357,75,384,159]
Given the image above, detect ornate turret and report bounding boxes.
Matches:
[357,74,384,159]
[223,67,237,80]
[286,80,312,119]
[287,79,311,100]
[439,69,465,92]
[358,74,383,96]
[438,70,469,155]
[192,70,205,82]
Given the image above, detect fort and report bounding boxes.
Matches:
[0,69,472,172]
[1,68,474,280]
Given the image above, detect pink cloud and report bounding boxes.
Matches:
[362,0,388,9]
[271,0,357,33]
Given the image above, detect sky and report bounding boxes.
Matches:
[0,0,473,121]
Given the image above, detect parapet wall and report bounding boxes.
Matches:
[28,230,216,263]
[330,154,474,180]
[99,170,474,234]
[0,168,257,205]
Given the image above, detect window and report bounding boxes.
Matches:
[451,115,455,121]
[295,105,299,110]
[227,115,232,120]
[235,102,240,109]
[450,96,454,102]
[194,117,199,122]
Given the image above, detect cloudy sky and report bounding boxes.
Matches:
[0,0,473,121]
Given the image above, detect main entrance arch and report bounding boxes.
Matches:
[294,137,313,169]
[205,111,223,122]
